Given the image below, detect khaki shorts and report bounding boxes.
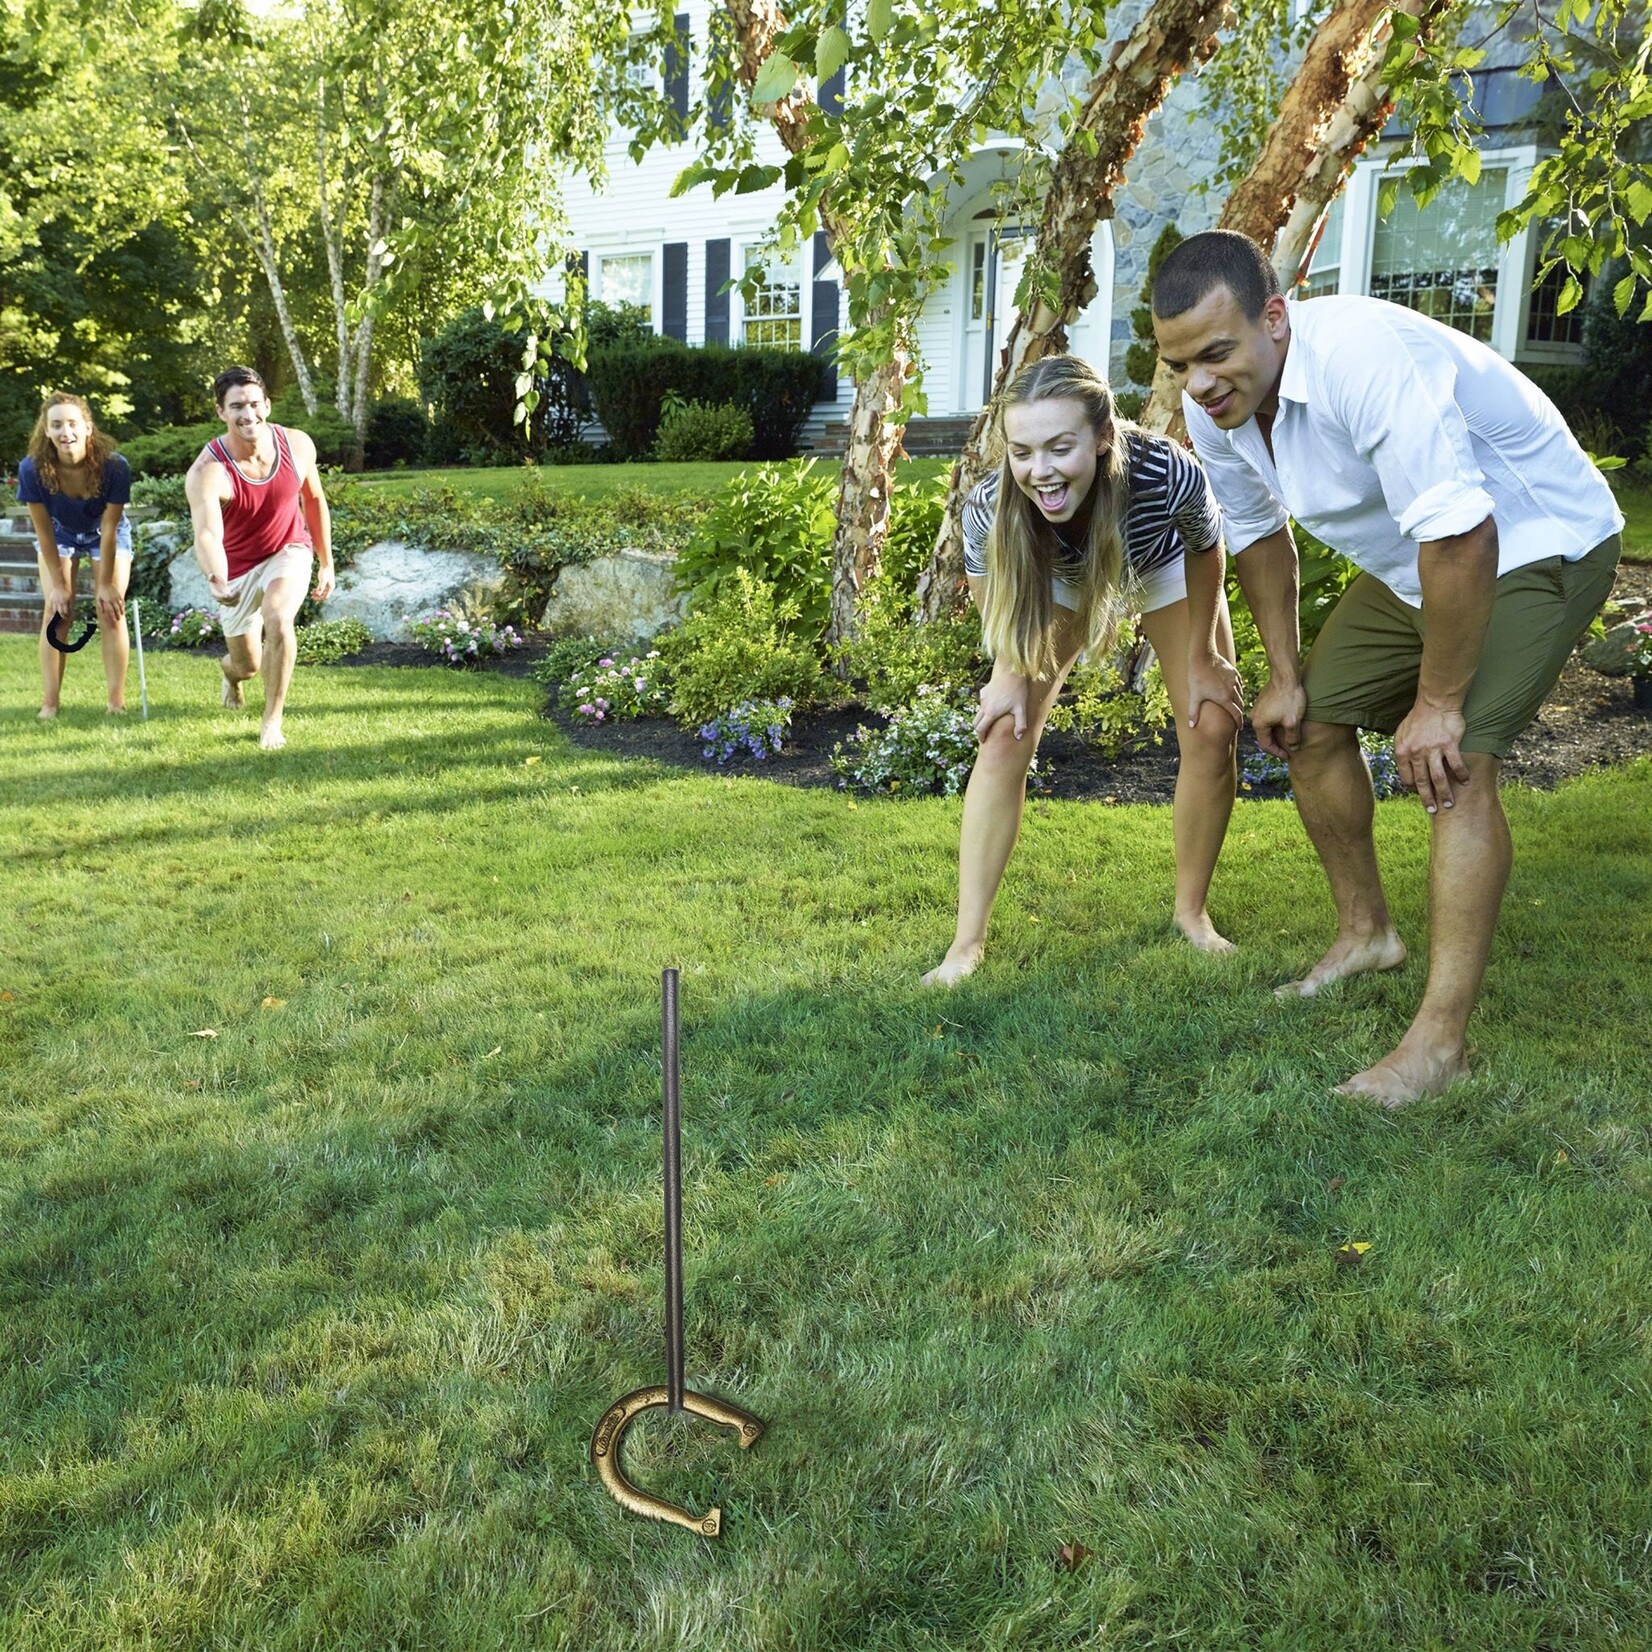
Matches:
[1302,534,1621,756]
[217,544,312,639]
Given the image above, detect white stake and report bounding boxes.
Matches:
[131,598,149,719]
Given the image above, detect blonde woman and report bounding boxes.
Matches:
[923,355,1245,985]
[17,393,133,718]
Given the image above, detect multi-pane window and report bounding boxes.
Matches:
[970,240,987,321]
[1299,193,1344,299]
[1369,170,1507,342]
[1524,241,1587,349]
[600,253,654,322]
[742,252,802,348]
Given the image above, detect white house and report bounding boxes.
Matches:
[554,11,1583,447]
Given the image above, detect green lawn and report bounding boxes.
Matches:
[3,642,1651,1650]
[1612,477,1652,563]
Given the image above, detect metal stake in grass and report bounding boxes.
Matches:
[591,967,763,1537]
[131,598,149,719]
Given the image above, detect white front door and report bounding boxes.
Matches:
[960,226,1030,411]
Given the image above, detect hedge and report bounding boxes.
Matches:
[120,406,357,478]
[587,341,827,461]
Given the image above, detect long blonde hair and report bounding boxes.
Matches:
[28,393,119,497]
[981,356,1133,680]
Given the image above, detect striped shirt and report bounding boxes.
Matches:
[962,430,1222,584]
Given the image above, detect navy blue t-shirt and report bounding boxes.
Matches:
[17,454,133,554]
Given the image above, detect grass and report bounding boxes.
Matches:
[350,457,952,504]
[1610,476,1652,563]
[3,640,1651,1650]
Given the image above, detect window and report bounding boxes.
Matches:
[1524,239,1587,350]
[970,240,987,321]
[1369,170,1507,342]
[600,253,654,323]
[741,251,802,349]
[624,33,656,91]
[1299,193,1344,299]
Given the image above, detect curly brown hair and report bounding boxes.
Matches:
[27,393,120,496]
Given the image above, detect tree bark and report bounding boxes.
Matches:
[245,151,318,418]
[316,78,352,418]
[345,171,387,469]
[1137,0,1457,439]
[916,0,1230,622]
[724,0,909,646]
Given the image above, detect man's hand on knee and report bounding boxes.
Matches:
[1394,698,1470,813]
[1251,675,1305,760]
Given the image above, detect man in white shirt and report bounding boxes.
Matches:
[1151,230,1623,1105]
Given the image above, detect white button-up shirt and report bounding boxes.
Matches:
[1184,295,1624,607]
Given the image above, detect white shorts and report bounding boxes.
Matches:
[217,545,312,638]
[1052,555,1187,616]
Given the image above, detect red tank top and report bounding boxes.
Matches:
[208,424,313,579]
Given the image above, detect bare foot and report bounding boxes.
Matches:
[1334,1042,1469,1108]
[1275,930,1406,999]
[106,702,127,716]
[259,722,286,751]
[1176,911,1236,954]
[221,666,244,708]
[921,943,983,987]
[37,705,59,721]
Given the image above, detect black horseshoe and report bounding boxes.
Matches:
[46,613,98,654]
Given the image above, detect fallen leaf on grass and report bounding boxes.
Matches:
[1336,1241,1372,1266]
[1554,1149,1569,1164]
[1326,1175,1346,1194]
[1057,1542,1091,1571]
[0,991,14,1001]
[481,1046,502,1060]
[260,997,287,1009]
[190,1029,218,1039]
[524,755,542,766]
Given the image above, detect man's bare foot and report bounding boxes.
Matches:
[221,663,244,708]
[921,943,984,987]
[259,722,286,751]
[1275,930,1406,998]
[37,704,59,721]
[1176,911,1236,954]
[1334,1042,1469,1108]
[106,702,127,715]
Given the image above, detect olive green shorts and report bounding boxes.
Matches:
[1302,534,1622,756]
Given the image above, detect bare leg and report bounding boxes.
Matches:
[256,564,310,749]
[222,628,261,710]
[1336,751,1505,1105]
[922,607,1084,986]
[1140,596,1239,953]
[100,556,131,712]
[1276,718,1407,997]
[37,553,74,718]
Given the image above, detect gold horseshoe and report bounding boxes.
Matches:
[591,1385,765,1537]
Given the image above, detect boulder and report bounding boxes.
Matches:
[1581,609,1652,677]
[326,541,505,640]
[541,548,686,647]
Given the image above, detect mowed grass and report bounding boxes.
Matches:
[2,639,1651,1652]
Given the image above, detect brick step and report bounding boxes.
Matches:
[809,415,978,458]
[0,569,45,593]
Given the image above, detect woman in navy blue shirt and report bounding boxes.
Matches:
[17,393,133,717]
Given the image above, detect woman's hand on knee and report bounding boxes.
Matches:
[974,673,1032,743]
[1187,653,1244,734]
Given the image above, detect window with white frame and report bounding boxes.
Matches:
[600,253,654,324]
[624,33,656,91]
[1523,227,1587,352]
[740,249,803,349]
[1299,192,1345,299]
[1369,170,1507,343]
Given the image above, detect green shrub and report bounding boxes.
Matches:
[673,460,837,634]
[419,308,550,462]
[831,596,983,713]
[532,635,616,687]
[293,618,373,664]
[654,398,754,461]
[128,474,188,516]
[831,687,982,796]
[558,649,671,723]
[365,398,429,469]
[880,470,951,603]
[656,569,822,725]
[587,340,826,460]
[1044,646,1172,760]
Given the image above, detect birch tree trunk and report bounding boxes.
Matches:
[916,0,1230,621]
[1137,0,1457,439]
[246,160,319,418]
[316,81,352,418]
[725,0,909,646]
[344,171,387,468]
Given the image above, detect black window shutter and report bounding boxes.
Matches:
[810,230,839,400]
[820,67,845,117]
[662,243,689,342]
[665,13,690,127]
[704,238,731,346]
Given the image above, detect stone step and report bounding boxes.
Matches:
[809,415,978,458]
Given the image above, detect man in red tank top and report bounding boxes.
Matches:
[185,367,336,749]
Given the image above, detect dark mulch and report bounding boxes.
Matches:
[328,563,1652,803]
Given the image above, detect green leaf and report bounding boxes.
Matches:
[669,161,711,198]
[735,163,781,194]
[816,25,850,84]
[751,52,799,105]
[1556,275,1582,316]
[1455,147,1481,187]
[1615,273,1637,316]
[1625,180,1652,225]
[867,0,893,42]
